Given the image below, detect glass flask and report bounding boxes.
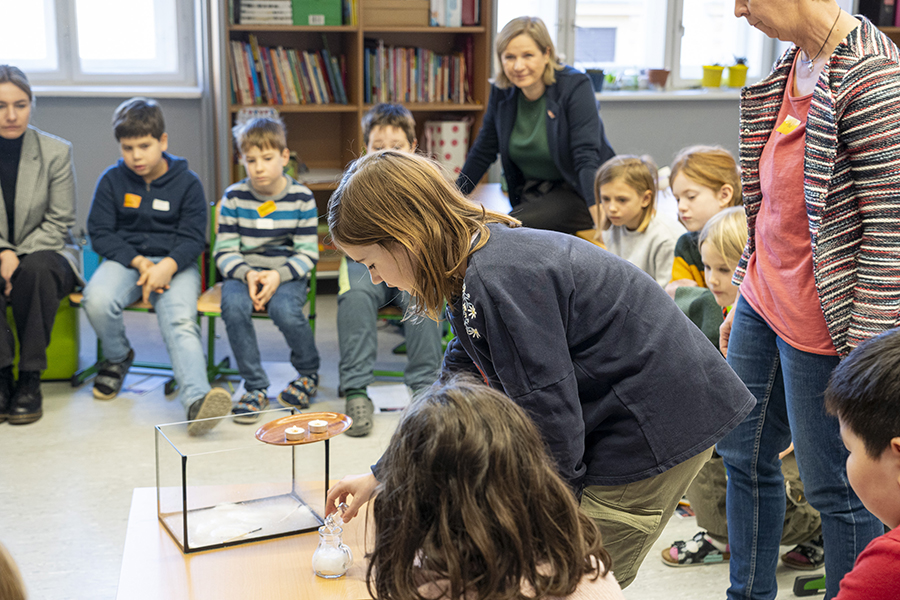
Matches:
[312,524,353,578]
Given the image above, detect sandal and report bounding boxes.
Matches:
[661,531,730,567]
[93,349,135,400]
[345,393,374,437]
[232,389,269,424]
[277,374,318,409]
[781,535,824,570]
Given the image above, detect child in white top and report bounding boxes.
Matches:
[595,155,684,286]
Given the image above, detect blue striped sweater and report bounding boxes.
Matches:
[214,177,318,283]
[735,17,900,357]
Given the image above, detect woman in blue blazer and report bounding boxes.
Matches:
[456,17,615,235]
[0,65,79,425]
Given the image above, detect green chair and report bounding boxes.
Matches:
[6,298,79,381]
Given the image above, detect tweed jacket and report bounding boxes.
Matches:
[0,126,80,279]
[456,65,615,207]
[735,17,900,357]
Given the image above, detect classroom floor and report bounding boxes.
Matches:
[0,290,820,599]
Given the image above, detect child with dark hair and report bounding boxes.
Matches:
[368,375,625,600]
[824,328,900,599]
[335,103,442,437]
[83,97,231,434]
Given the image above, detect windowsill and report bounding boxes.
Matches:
[596,88,742,102]
[32,85,203,99]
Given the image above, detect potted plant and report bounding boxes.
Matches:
[727,57,748,88]
[701,63,725,88]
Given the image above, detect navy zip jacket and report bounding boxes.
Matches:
[456,65,615,207]
[88,153,207,271]
[443,224,756,490]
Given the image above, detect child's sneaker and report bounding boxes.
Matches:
[232,389,269,424]
[345,391,374,437]
[277,374,318,409]
[781,535,824,570]
[187,387,232,436]
[93,348,135,400]
[661,531,730,567]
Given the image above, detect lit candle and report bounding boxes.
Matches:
[308,419,328,433]
[285,425,305,441]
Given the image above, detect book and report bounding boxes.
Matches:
[304,51,325,103]
[430,0,445,26]
[445,0,462,27]
[285,49,307,104]
[329,55,347,104]
[230,41,249,104]
[461,0,478,26]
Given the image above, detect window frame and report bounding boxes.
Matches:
[16,0,200,94]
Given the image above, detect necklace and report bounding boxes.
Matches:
[800,7,842,74]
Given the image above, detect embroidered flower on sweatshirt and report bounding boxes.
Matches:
[462,283,480,339]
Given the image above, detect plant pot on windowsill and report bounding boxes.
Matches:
[701,65,724,88]
[585,69,605,92]
[727,58,748,88]
[647,68,670,90]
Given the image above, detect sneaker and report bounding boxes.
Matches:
[344,392,374,437]
[232,389,269,424]
[277,374,318,409]
[661,531,730,567]
[187,387,232,436]
[781,535,824,571]
[93,348,135,400]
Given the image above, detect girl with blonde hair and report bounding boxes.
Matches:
[325,150,756,588]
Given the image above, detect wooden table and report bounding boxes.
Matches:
[117,487,373,600]
[469,182,512,214]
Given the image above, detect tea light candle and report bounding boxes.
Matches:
[308,419,328,433]
[285,426,305,441]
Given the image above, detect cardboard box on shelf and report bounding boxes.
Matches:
[361,0,430,27]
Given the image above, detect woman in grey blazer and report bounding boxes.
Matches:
[0,65,78,425]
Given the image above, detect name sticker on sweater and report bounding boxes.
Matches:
[123,193,141,209]
[257,200,277,217]
[256,218,274,229]
[152,199,170,211]
[776,115,801,135]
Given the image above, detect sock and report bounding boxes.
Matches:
[705,534,728,552]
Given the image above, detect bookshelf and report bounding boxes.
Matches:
[212,0,494,274]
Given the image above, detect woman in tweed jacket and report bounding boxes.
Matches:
[717,5,898,599]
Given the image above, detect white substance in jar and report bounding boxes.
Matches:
[313,546,348,576]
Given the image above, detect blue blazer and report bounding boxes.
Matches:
[457,65,615,207]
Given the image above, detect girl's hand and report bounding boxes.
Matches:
[325,472,378,522]
[0,250,19,297]
[720,305,736,357]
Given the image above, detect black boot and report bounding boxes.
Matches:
[9,370,42,425]
[0,365,13,423]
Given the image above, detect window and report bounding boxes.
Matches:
[0,0,197,89]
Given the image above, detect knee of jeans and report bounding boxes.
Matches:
[267,298,305,324]
[82,287,119,319]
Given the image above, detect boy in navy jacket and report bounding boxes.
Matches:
[82,97,230,435]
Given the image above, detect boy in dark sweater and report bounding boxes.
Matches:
[82,97,231,435]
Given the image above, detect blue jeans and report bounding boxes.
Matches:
[220,277,319,392]
[337,259,442,392]
[82,258,210,411]
[716,297,882,600]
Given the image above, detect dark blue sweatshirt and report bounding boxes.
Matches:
[443,224,756,489]
[88,153,207,270]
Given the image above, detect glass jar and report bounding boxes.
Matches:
[312,525,353,579]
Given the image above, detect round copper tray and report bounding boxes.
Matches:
[255,412,352,446]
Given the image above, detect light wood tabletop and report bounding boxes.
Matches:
[117,487,374,600]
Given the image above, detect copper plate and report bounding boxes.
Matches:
[255,412,352,446]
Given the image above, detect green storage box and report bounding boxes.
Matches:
[292,0,342,25]
[7,297,79,381]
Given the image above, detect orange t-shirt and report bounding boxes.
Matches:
[740,56,837,356]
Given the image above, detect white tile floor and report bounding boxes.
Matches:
[0,292,820,599]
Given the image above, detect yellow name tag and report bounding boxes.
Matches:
[776,115,802,135]
[257,200,277,217]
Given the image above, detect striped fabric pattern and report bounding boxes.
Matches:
[735,17,900,357]
[214,177,318,283]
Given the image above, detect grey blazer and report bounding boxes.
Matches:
[0,126,81,282]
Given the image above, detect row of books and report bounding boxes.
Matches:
[230,34,349,105]
[363,38,473,104]
[429,0,479,27]
[858,0,900,27]
[230,0,345,25]
[237,0,291,25]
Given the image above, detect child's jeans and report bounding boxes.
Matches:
[716,297,883,600]
[337,259,442,393]
[220,277,319,392]
[82,258,209,411]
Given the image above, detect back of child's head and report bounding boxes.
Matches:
[698,206,747,268]
[232,116,287,155]
[328,151,518,320]
[826,328,900,459]
[367,374,609,600]
[112,97,165,141]
[594,154,658,232]
[669,145,742,206]
[0,541,26,600]
[361,103,416,148]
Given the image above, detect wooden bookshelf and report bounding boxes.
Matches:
[213,0,494,275]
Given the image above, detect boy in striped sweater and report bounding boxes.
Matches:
[214,116,320,422]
